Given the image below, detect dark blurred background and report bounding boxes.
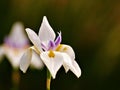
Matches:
[0,0,120,90]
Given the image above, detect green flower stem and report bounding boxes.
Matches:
[11,70,20,90]
[46,69,51,90]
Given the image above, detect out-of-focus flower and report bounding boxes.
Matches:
[0,22,43,69]
[20,16,81,79]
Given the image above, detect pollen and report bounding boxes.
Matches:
[63,47,67,51]
[56,44,62,51]
[48,50,55,57]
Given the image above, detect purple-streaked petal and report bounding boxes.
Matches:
[38,16,56,44]
[4,22,29,48]
[55,32,62,46]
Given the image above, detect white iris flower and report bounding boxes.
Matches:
[20,16,81,79]
[0,22,43,69]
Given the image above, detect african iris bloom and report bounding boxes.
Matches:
[0,22,43,69]
[20,16,81,79]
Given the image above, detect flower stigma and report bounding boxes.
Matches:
[41,32,62,52]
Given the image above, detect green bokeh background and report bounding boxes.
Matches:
[0,0,120,90]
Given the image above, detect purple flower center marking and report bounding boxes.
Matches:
[48,40,55,50]
[41,32,62,51]
[4,37,29,48]
[55,32,62,46]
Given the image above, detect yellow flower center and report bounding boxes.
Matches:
[56,44,67,52]
[48,50,55,57]
[56,44,62,51]
[63,47,67,51]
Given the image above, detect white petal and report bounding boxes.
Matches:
[0,45,5,61]
[71,60,81,78]
[62,53,73,71]
[25,28,43,52]
[9,22,28,46]
[31,49,44,69]
[20,48,32,73]
[3,46,25,68]
[63,64,69,73]
[56,44,75,60]
[40,51,63,79]
[62,53,81,78]
[39,16,56,44]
